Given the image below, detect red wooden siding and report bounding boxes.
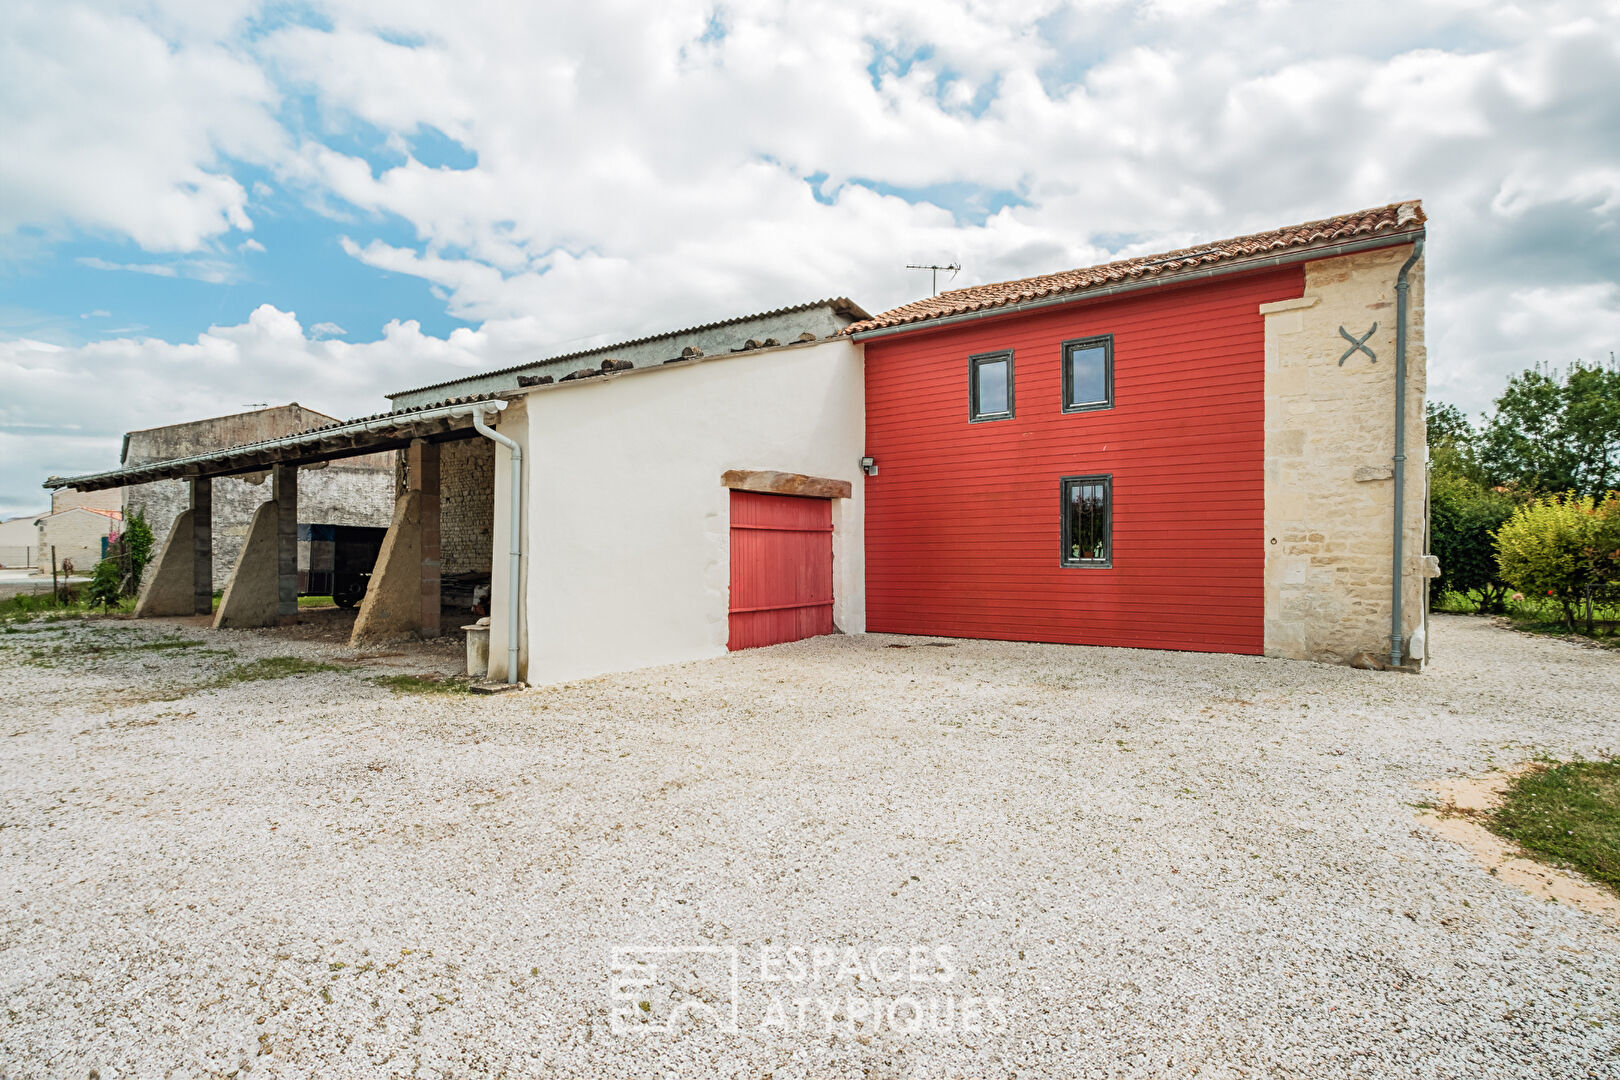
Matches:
[728,491,835,650]
[863,267,1305,654]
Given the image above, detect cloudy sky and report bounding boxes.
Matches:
[2,0,1618,517]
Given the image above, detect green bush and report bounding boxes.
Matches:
[1429,470,1516,611]
[87,554,124,609]
[124,509,154,590]
[1495,493,1620,632]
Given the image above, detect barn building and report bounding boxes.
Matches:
[43,202,1432,681]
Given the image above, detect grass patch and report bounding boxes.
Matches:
[298,595,335,609]
[0,590,134,624]
[211,656,346,687]
[372,673,471,695]
[125,638,207,652]
[11,633,212,667]
[1491,760,1620,894]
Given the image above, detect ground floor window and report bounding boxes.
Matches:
[1061,475,1111,567]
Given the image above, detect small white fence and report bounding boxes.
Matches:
[0,546,36,568]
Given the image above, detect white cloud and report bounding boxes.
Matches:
[308,321,347,338]
[3,0,1620,513]
[253,1,1620,372]
[77,257,179,278]
[76,254,241,284]
[0,1,284,251]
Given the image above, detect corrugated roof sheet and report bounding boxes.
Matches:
[388,297,872,399]
[844,201,1425,335]
[45,393,509,492]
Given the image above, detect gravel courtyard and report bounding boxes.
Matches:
[1,614,1617,1079]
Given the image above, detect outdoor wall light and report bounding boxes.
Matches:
[860,456,878,477]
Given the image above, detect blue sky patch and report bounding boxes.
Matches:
[0,169,474,348]
[241,1,333,42]
[408,126,478,171]
[866,39,935,91]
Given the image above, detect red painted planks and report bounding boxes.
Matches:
[728,491,835,650]
[863,267,1304,655]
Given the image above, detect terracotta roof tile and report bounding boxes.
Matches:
[845,201,1424,335]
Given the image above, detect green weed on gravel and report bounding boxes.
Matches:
[372,673,471,695]
[14,635,213,667]
[211,656,346,687]
[1492,760,1620,894]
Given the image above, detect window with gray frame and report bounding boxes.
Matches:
[969,350,1014,421]
[1062,335,1113,413]
[1061,474,1112,567]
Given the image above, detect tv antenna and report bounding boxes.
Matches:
[906,261,961,296]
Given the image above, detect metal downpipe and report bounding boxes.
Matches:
[1390,238,1424,670]
[472,407,523,684]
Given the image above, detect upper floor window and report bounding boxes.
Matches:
[969,350,1014,422]
[1062,335,1113,413]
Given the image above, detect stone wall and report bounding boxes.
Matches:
[438,437,494,575]
[1262,241,1428,666]
[126,475,269,590]
[126,463,395,591]
[121,404,396,590]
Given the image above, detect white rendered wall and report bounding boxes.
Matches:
[514,338,866,685]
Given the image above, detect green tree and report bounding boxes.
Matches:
[1478,358,1620,496]
[1563,362,1620,495]
[1429,469,1514,611]
[1426,400,1483,483]
[1495,493,1620,633]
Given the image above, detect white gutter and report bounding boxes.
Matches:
[472,406,523,685]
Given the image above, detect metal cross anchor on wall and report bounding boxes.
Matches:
[1338,323,1378,366]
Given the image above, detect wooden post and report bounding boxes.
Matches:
[51,546,58,603]
[273,464,298,619]
[192,477,213,615]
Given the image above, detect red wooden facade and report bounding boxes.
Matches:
[728,490,835,650]
[863,267,1305,654]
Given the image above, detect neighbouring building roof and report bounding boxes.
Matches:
[387,297,872,407]
[844,201,1426,336]
[34,506,123,524]
[46,394,511,494]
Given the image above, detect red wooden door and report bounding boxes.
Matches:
[728,491,834,650]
